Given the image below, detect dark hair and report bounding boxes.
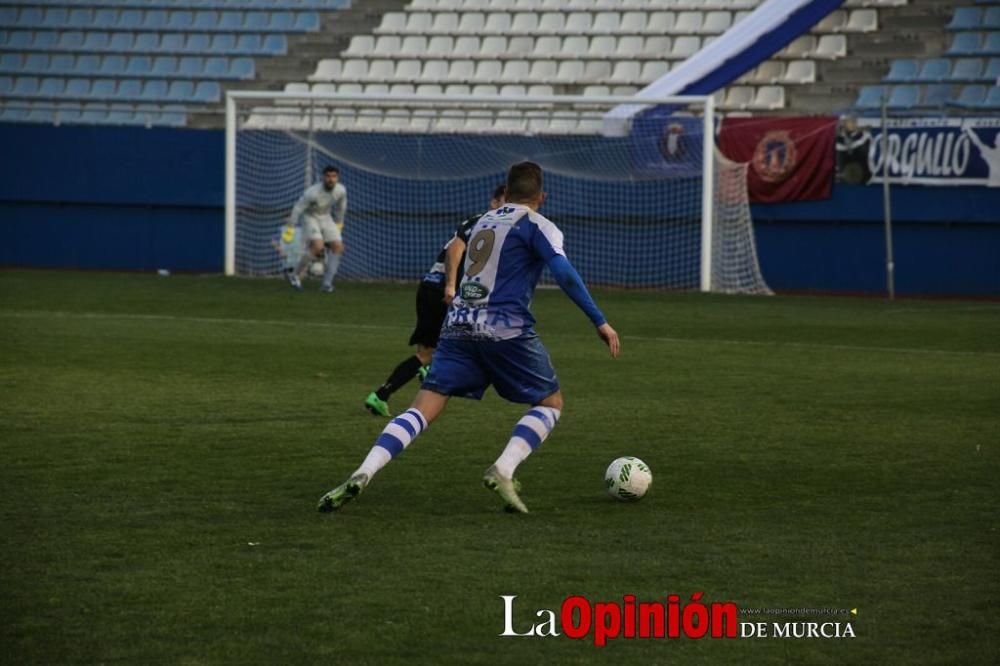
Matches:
[492,184,506,201]
[323,166,339,174]
[505,162,543,202]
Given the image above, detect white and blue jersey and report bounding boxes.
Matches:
[441,203,565,341]
[421,212,482,288]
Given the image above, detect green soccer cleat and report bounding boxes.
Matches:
[418,365,430,381]
[317,473,370,513]
[364,392,390,417]
[483,465,528,514]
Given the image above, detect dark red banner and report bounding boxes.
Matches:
[718,116,837,203]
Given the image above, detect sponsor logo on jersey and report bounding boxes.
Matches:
[461,282,490,300]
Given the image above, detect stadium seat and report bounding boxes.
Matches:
[293,12,319,31]
[946,7,982,31]
[38,77,66,98]
[917,58,951,83]
[671,36,701,59]
[126,56,153,77]
[194,81,220,102]
[702,11,732,34]
[484,12,512,34]
[610,60,640,85]
[887,84,919,109]
[564,11,593,33]
[614,35,643,59]
[618,11,648,34]
[345,35,374,57]
[947,32,982,56]
[168,11,195,31]
[723,85,754,109]
[473,60,502,84]
[480,36,507,58]
[986,32,1000,55]
[83,32,110,52]
[140,80,169,102]
[647,12,676,34]
[393,59,422,83]
[783,37,819,60]
[366,59,394,83]
[12,76,40,97]
[118,79,142,100]
[143,10,168,30]
[921,84,952,108]
[340,59,368,82]
[0,53,22,73]
[230,57,254,79]
[782,60,815,84]
[501,59,530,83]
[815,34,847,58]
[846,9,878,32]
[262,35,287,55]
[884,58,919,83]
[538,12,566,34]
[375,12,406,35]
[152,56,178,77]
[134,33,160,52]
[529,59,557,83]
[427,13,455,35]
[642,36,672,58]
[814,9,847,32]
[194,11,219,31]
[69,77,97,98]
[178,56,205,77]
[204,56,229,78]
[987,7,1000,29]
[57,32,85,51]
[98,55,125,76]
[559,36,589,59]
[23,54,47,74]
[421,60,449,83]
[751,85,786,110]
[118,10,143,30]
[854,84,886,109]
[533,36,561,58]
[950,58,985,82]
[399,35,428,57]
[639,60,670,82]
[985,86,1000,108]
[425,36,453,57]
[453,36,479,58]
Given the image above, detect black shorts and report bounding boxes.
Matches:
[409,281,448,348]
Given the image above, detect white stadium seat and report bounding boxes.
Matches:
[782,59,816,84]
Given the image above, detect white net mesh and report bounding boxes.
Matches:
[230,93,770,294]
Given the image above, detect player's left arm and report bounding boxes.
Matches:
[443,236,466,304]
[334,186,347,225]
[545,253,620,358]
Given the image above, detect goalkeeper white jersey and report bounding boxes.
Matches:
[290,182,347,225]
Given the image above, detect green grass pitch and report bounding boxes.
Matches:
[1,270,998,664]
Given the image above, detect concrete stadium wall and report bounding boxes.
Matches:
[0,124,997,296]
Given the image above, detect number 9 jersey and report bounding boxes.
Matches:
[442,203,566,341]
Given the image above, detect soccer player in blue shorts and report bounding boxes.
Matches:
[363,184,506,417]
[318,162,620,514]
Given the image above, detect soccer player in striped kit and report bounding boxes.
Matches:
[318,162,619,514]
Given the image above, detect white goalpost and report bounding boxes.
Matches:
[225,91,771,295]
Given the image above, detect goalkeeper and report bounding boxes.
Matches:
[364,184,506,417]
[285,165,346,293]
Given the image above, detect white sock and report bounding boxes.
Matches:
[494,406,561,479]
[356,408,428,479]
[322,249,342,288]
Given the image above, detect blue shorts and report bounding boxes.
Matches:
[422,335,560,404]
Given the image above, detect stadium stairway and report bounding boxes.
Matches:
[790,0,967,113]
[187,0,409,127]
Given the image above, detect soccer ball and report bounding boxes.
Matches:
[605,456,652,502]
[309,260,325,277]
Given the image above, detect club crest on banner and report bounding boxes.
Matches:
[753,131,798,183]
[658,123,686,160]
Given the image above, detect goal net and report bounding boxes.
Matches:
[226,91,771,294]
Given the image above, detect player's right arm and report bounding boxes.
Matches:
[442,236,466,305]
[546,253,620,358]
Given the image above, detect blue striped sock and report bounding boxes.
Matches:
[494,406,561,479]
[357,408,429,479]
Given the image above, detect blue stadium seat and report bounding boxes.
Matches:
[35,31,59,51]
[194,80,220,102]
[211,34,237,53]
[854,84,886,109]
[108,32,133,52]
[946,7,981,31]
[152,56,178,77]
[159,105,187,127]
[134,33,160,52]
[90,79,117,100]
[118,79,142,100]
[107,103,136,125]
[41,7,69,30]
[884,58,918,83]
[950,58,984,82]
[136,104,163,125]
[178,56,204,77]
[952,84,987,108]
[185,34,212,53]
[67,9,93,29]
[0,103,31,122]
[38,77,66,98]
[23,53,47,73]
[167,80,195,100]
[99,55,127,76]
[0,75,13,94]
[76,55,101,76]
[168,11,195,31]
[12,76,40,97]
[161,33,186,52]
[986,32,1000,54]
[219,11,242,31]
[143,10,168,30]
[80,103,109,124]
[947,32,982,55]
[985,86,1000,108]
[235,34,261,54]
[262,34,286,54]
[94,9,118,29]
[51,54,76,75]
[986,57,1000,80]
[245,12,270,31]
[917,58,951,82]
[6,31,31,49]
[126,56,153,76]
[986,7,1000,29]
[140,80,169,101]
[82,32,110,51]
[0,53,22,72]
[65,78,92,98]
[921,84,952,107]
[887,85,919,109]
[0,7,17,26]
[194,11,218,31]
[268,12,293,31]
[118,10,143,30]
[204,56,228,77]
[57,32,85,51]
[294,12,319,31]
[230,57,254,79]
[26,105,56,124]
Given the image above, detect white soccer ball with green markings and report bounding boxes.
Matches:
[605,456,652,501]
